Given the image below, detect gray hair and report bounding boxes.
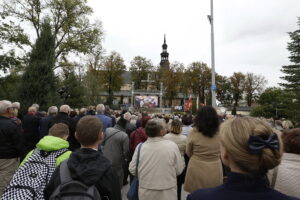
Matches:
[12,102,20,110]
[60,105,70,113]
[96,104,105,114]
[79,108,87,115]
[48,106,58,115]
[145,118,167,137]
[0,100,13,115]
[28,106,37,113]
[31,103,39,110]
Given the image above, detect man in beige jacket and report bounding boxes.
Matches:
[129,118,184,200]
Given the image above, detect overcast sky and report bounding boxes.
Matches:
[87,0,300,87]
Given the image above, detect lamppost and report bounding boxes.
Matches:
[208,0,217,107]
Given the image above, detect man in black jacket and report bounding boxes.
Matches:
[0,100,23,196]
[48,105,80,151]
[44,115,122,200]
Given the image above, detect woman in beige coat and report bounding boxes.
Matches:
[129,118,184,200]
[184,106,223,193]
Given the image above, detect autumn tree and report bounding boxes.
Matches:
[0,0,103,69]
[230,72,246,115]
[130,56,153,90]
[100,51,126,105]
[186,62,211,105]
[244,73,267,106]
[216,75,233,106]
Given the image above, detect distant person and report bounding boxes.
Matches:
[102,115,129,188]
[0,100,23,196]
[184,106,223,193]
[105,105,116,127]
[74,107,87,124]
[164,119,187,200]
[181,115,193,137]
[188,117,299,200]
[11,102,22,128]
[22,106,40,154]
[1,123,71,199]
[268,128,300,198]
[44,116,122,200]
[129,118,184,200]
[48,105,79,151]
[39,106,58,138]
[96,104,112,132]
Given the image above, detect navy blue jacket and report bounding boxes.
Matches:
[187,172,299,200]
[96,114,113,132]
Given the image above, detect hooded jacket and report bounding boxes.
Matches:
[20,135,71,167]
[44,148,122,200]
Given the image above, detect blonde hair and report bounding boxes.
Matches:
[220,117,283,175]
[171,119,182,134]
[282,120,294,130]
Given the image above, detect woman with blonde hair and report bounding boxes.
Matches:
[188,117,299,200]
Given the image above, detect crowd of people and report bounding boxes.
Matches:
[0,99,299,200]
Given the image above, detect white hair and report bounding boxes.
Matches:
[12,102,20,110]
[0,100,12,115]
[28,106,37,113]
[31,103,39,110]
[96,104,105,114]
[123,112,132,121]
[48,106,58,115]
[59,105,70,113]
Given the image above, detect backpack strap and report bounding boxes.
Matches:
[60,160,73,184]
[136,143,143,177]
[102,130,122,146]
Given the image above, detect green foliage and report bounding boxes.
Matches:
[1,0,103,68]
[0,72,21,101]
[186,62,211,105]
[230,72,246,114]
[130,56,153,89]
[216,75,233,106]
[100,51,126,105]
[61,70,86,108]
[244,73,267,106]
[18,21,58,111]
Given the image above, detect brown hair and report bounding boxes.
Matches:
[49,123,69,138]
[282,128,300,154]
[76,116,102,146]
[220,117,283,175]
[171,119,182,134]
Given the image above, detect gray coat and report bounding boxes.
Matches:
[102,125,129,187]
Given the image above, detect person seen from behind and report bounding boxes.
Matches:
[129,118,184,200]
[188,117,300,200]
[268,128,300,198]
[184,106,223,193]
[44,116,122,200]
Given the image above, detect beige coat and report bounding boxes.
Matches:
[268,153,300,198]
[129,137,184,200]
[184,128,223,193]
[163,133,187,156]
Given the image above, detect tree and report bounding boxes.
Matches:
[279,18,300,122]
[18,21,58,111]
[100,52,126,105]
[61,69,86,108]
[186,62,211,105]
[161,62,185,106]
[230,72,245,115]
[130,56,153,90]
[244,73,267,106]
[251,87,290,119]
[1,0,103,68]
[216,75,233,106]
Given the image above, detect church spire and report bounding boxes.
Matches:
[160,34,170,69]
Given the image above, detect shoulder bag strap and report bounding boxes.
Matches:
[271,166,279,189]
[60,160,72,183]
[102,130,121,146]
[136,143,143,177]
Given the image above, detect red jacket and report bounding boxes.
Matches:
[129,127,147,154]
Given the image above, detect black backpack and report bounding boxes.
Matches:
[49,160,101,200]
[1,148,68,200]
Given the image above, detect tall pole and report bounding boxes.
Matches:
[160,82,163,110]
[209,0,217,107]
[131,82,134,107]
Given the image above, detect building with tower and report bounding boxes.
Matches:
[160,35,170,69]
